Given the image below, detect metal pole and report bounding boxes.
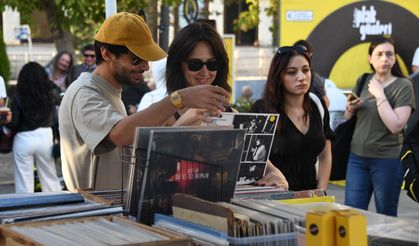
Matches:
[20,24,33,61]
[159,4,169,51]
[277,0,281,46]
[105,0,117,18]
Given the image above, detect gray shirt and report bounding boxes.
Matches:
[351,75,415,158]
[59,73,127,191]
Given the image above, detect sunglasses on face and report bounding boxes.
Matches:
[185,59,218,72]
[83,54,96,58]
[276,45,308,55]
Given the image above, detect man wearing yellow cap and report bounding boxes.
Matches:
[59,12,230,192]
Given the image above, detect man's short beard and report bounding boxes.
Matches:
[114,70,140,86]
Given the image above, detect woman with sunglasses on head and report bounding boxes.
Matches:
[251,45,333,191]
[165,21,232,126]
[345,37,414,216]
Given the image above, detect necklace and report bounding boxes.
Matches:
[285,108,305,122]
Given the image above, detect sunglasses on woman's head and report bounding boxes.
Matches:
[276,45,308,55]
[185,59,218,72]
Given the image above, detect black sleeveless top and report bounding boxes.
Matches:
[251,99,333,191]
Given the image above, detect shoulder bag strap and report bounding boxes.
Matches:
[355,73,369,96]
[309,92,324,128]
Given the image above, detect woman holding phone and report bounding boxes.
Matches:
[345,37,415,216]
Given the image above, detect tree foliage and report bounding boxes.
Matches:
[233,0,259,33]
[228,0,277,44]
[0,0,150,52]
[0,0,279,51]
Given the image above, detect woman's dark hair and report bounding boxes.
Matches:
[368,36,404,78]
[262,46,312,132]
[17,62,55,122]
[166,21,231,93]
[81,44,95,54]
[94,40,130,65]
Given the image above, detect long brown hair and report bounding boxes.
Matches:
[262,46,313,132]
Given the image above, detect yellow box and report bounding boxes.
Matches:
[306,210,336,246]
[335,210,367,246]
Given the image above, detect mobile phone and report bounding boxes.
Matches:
[342,90,359,100]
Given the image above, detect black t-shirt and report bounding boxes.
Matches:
[122,81,150,115]
[251,98,333,191]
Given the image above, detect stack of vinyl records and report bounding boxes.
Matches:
[0,216,189,245]
[0,191,123,224]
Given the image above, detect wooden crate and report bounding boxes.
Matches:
[0,216,191,246]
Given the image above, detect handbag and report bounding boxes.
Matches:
[0,127,14,154]
[330,73,369,181]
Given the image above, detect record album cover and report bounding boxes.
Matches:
[208,113,279,184]
[126,127,246,224]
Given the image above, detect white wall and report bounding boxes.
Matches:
[2,6,20,45]
[258,0,272,47]
[209,0,224,34]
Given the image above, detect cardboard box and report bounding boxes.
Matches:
[306,210,336,246]
[335,210,367,246]
[0,216,190,246]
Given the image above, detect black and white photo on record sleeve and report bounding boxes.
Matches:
[233,115,267,134]
[246,135,271,162]
[237,162,266,184]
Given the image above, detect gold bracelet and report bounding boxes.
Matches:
[377,98,388,107]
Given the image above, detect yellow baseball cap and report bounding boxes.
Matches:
[95,12,167,61]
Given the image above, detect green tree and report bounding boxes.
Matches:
[226,0,278,46]
[233,0,259,33]
[0,0,149,53]
[0,30,10,83]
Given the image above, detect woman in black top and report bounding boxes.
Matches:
[165,21,232,126]
[251,45,333,191]
[8,62,61,193]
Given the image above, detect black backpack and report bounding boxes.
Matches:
[401,121,419,203]
[400,72,419,202]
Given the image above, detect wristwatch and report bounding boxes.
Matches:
[169,90,184,109]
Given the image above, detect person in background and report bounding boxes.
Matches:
[68,44,96,84]
[0,75,11,125]
[293,40,330,108]
[45,51,73,92]
[137,57,168,111]
[233,85,255,112]
[0,75,7,106]
[59,12,230,192]
[164,21,232,126]
[251,45,333,191]
[345,37,415,216]
[122,78,150,115]
[411,47,419,74]
[7,62,61,193]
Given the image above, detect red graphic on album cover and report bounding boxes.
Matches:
[167,160,209,191]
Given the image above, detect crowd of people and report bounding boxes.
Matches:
[0,11,418,218]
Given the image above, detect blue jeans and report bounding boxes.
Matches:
[344,152,403,216]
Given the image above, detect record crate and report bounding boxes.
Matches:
[120,127,245,225]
